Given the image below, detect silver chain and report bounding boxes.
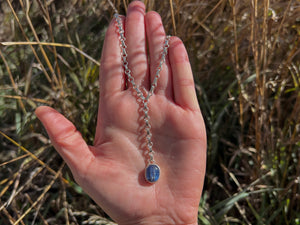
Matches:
[114,13,171,164]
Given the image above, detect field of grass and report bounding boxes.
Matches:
[0,0,299,224]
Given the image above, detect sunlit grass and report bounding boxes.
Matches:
[0,0,299,224]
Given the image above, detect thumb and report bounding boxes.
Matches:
[35,106,94,176]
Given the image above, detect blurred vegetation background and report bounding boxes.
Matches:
[0,0,299,224]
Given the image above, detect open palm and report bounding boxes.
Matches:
[36,2,206,225]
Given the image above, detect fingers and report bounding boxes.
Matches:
[125,1,148,88]
[100,0,198,112]
[145,11,172,98]
[168,37,200,111]
[35,106,94,175]
[99,16,125,97]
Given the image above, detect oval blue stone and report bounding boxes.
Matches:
[145,164,160,183]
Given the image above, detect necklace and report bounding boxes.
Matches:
[114,13,171,183]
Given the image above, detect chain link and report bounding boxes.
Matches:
[114,13,171,164]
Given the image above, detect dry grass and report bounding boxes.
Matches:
[0,0,299,224]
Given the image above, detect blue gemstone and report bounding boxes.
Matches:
[145,164,160,183]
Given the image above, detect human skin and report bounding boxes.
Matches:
[35,1,206,225]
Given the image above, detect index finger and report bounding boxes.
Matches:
[99,16,125,98]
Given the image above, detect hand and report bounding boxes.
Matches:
[35,1,206,225]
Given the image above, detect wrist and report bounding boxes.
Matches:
[116,212,198,225]
[118,219,198,225]
[119,223,198,225]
